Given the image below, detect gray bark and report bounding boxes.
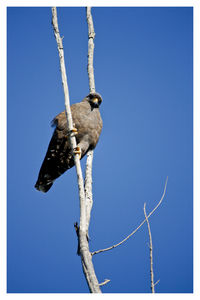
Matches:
[51,7,101,293]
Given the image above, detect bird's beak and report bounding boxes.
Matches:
[92,98,99,105]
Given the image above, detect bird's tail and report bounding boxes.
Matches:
[35,180,54,193]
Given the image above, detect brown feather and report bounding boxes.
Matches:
[35,93,103,192]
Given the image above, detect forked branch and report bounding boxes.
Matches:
[92,177,168,256]
[51,7,101,293]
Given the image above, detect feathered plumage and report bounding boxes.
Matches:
[35,93,103,192]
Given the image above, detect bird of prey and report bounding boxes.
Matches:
[35,92,103,193]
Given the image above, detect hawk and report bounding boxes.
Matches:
[35,92,103,193]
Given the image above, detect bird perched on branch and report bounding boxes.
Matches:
[35,92,103,193]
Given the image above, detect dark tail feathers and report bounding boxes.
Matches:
[35,180,53,193]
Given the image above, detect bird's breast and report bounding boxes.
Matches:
[73,108,102,149]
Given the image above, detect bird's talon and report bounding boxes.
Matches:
[71,127,78,134]
[74,146,81,159]
[68,127,78,136]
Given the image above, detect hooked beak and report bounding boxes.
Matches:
[92,98,99,105]
[91,97,100,108]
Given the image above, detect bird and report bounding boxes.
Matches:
[35,92,103,193]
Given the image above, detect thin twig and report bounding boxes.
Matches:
[144,203,155,293]
[92,177,168,256]
[99,279,111,287]
[154,279,160,287]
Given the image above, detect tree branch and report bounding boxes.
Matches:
[51,7,101,293]
[84,150,94,233]
[86,6,95,93]
[99,279,111,287]
[85,7,96,234]
[144,203,155,293]
[51,7,86,231]
[92,177,168,256]
[154,279,160,287]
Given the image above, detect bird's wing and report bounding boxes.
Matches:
[51,111,67,132]
[35,112,73,192]
[35,100,102,193]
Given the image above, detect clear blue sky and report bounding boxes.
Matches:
[7,7,193,293]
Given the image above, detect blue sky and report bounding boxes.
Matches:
[7,7,193,293]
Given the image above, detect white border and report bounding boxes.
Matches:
[0,0,7,298]
[1,0,199,298]
[1,0,199,7]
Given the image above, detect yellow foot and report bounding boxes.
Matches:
[68,127,78,136]
[74,146,81,159]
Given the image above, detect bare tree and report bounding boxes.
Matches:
[51,7,101,293]
[51,6,168,293]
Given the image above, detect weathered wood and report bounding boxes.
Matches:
[51,7,101,293]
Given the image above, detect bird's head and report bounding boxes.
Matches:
[86,92,103,108]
